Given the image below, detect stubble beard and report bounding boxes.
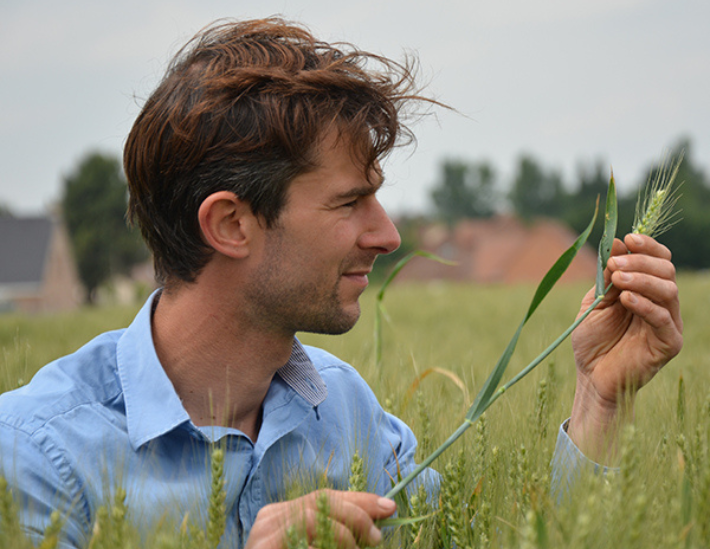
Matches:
[247,268,362,336]
[245,242,364,337]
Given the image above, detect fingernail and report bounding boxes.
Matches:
[613,256,627,268]
[630,234,643,246]
[377,497,396,512]
[627,292,638,304]
[619,271,632,282]
[369,525,382,545]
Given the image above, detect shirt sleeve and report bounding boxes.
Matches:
[376,410,441,499]
[0,424,88,549]
[550,419,618,502]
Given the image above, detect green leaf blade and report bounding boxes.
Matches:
[596,172,618,297]
[466,204,599,423]
[524,198,599,321]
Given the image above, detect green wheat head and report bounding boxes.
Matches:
[207,447,227,549]
[632,152,683,237]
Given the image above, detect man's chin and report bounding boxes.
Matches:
[300,305,361,336]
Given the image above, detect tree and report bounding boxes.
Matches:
[508,154,566,221]
[431,159,498,224]
[62,152,148,303]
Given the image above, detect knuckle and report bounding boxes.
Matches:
[255,502,279,521]
[656,308,673,327]
[314,488,334,501]
[668,263,677,279]
[333,524,357,549]
[661,279,679,303]
[344,504,369,531]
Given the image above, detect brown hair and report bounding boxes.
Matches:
[124,17,428,286]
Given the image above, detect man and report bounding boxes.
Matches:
[0,18,682,549]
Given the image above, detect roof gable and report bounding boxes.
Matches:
[396,216,597,284]
[0,216,53,285]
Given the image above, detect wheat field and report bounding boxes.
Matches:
[1,273,709,548]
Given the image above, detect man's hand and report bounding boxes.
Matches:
[568,233,683,463]
[245,489,397,549]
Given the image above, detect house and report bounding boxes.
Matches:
[395,216,598,284]
[0,216,84,313]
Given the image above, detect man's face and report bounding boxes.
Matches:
[243,132,401,336]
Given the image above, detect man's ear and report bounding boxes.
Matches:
[198,191,258,259]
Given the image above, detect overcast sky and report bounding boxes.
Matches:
[1,0,708,217]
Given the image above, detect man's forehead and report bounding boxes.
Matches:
[318,126,381,168]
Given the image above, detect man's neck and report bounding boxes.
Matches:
[150,284,295,442]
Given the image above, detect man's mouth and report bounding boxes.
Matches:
[341,269,371,287]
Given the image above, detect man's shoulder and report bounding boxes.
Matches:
[0,329,125,436]
[300,344,345,366]
[300,344,359,374]
[299,344,374,394]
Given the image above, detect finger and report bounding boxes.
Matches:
[609,237,630,257]
[329,518,360,549]
[321,491,394,545]
[613,272,679,316]
[608,253,677,282]
[318,490,396,522]
[281,510,361,549]
[247,521,297,549]
[249,490,396,549]
[619,291,683,357]
[248,503,316,549]
[609,258,682,331]
[623,233,672,260]
[332,490,397,520]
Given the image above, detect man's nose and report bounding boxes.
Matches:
[359,198,401,254]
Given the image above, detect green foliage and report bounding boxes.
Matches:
[0,475,30,549]
[424,138,710,272]
[1,275,710,547]
[431,159,499,224]
[348,452,367,492]
[374,250,455,372]
[632,153,683,238]
[37,511,63,549]
[559,161,610,249]
[85,488,132,549]
[438,450,469,549]
[61,151,148,302]
[596,171,617,297]
[207,447,226,549]
[509,155,565,221]
[313,493,335,549]
[383,196,602,500]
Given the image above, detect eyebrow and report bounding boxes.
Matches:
[333,175,385,202]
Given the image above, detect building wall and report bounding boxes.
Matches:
[9,221,84,314]
[39,221,85,312]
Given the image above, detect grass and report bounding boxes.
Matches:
[1,272,709,547]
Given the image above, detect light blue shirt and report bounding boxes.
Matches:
[0,291,591,547]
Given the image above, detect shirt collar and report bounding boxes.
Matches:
[278,340,328,407]
[117,290,327,450]
[117,291,190,450]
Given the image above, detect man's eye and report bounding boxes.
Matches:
[342,199,358,208]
